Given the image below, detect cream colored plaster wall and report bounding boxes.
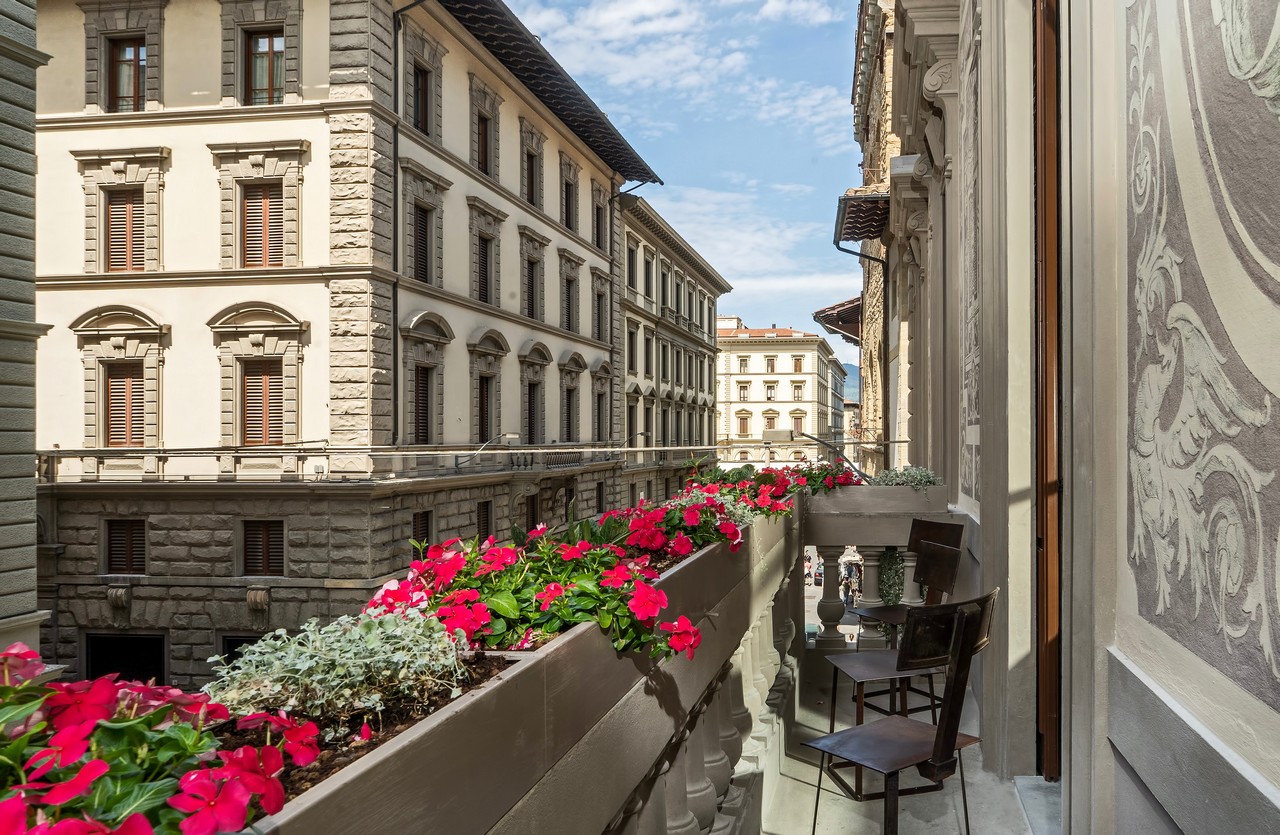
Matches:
[301,0,331,100]
[35,118,331,275]
[34,281,332,451]
[34,0,83,116]
[160,2,222,109]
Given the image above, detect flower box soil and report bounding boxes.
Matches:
[215,652,512,802]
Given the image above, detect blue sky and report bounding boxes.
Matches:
[508,0,865,364]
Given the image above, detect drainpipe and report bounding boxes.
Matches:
[390,0,431,445]
[835,241,890,469]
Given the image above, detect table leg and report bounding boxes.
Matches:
[855,681,865,798]
[884,770,899,835]
[829,665,838,734]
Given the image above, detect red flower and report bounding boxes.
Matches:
[475,546,519,577]
[600,564,633,589]
[660,616,703,660]
[535,582,572,611]
[210,745,285,814]
[21,759,110,806]
[282,720,320,767]
[682,507,702,527]
[364,579,429,614]
[0,642,44,686]
[668,532,694,557]
[45,679,121,731]
[25,720,96,781]
[557,540,593,561]
[0,796,26,834]
[168,772,251,835]
[355,722,373,742]
[627,581,668,622]
[717,521,741,543]
[435,594,491,640]
[41,814,155,835]
[526,523,548,540]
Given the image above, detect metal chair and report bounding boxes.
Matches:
[852,519,966,648]
[806,588,1000,835]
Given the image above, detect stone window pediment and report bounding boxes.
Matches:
[208,141,310,269]
[207,302,309,338]
[72,147,170,274]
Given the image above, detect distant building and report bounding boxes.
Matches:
[619,195,730,503]
[715,317,842,467]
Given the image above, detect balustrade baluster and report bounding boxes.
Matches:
[684,717,717,832]
[814,545,848,648]
[664,737,702,835]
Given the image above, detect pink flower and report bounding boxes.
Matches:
[627,581,668,622]
[168,772,251,835]
[0,642,44,685]
[355,722,373,742]
[45,678,121,730]
[527,523,548,540]
[209,745,285,815]
[475,546,519,577]
[41,814,155,835]
[436,594,491,640]
[282,720,320,767]
[21,759,110,806]
[668,532,694,557]
[600,564,633,589]
[717,521,741,543]
[0,796,27,834]
[535,582,572,611]
[25,720,97,780]
[660,616,703,660]
[682,508,702,527]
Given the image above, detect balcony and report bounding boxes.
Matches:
[228,493,1025,834]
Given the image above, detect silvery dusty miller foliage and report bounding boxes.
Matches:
[867,466,941,490]
[205,612,467,737]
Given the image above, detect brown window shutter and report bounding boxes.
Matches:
[525,152,538,204]
[414,206,431,283]
[244,520,285,575]
[525,259,537,318]
[242,359,283,445]
[477,501,492,540]
[476,114,490,173]
[413,67,430,133]
[106,519,145,573]
[105,362,144,447]
[476,235,490,303]
[412,510,432,543]
[477,376,492,443]
[243,183,284,267]
[526,382,538,443]
[106,189,144,272]
[414,365,432,444]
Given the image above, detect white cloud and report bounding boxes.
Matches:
[756,0,846,25]
[771,182,816,196]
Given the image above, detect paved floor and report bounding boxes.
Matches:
[765,580,1038,834]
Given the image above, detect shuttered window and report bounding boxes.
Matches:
[526,382,541,444]
[413,206,432,283]
[525,151,539,206]
[593,292,606,341]
[594,204,606,250]
[562,180,576,230]
[562,277,577,332]
[476,114,492,174]
[563,387,578,442]
[105,362,144,448]
[105,189,144,273]
[413,366,433,444]
[476,235,492,303]
[596,482,605,514]
[411,510,432,543]
[106,519,146,574]
[737,416,749,436]
[477,376,493,443]
[594,392,606,442]
[526,497,538,532]
[242,360,283,446]
[412,66,431,134]
[242,183,284,268]
[476,501,493,541]
[524,259,538,318]
[243,520,285,576]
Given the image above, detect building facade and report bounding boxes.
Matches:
[715,317,841,467]
[842,0,1280,829]
[618,195,727,504]
[0,0,49,650]
[32,0,659,685]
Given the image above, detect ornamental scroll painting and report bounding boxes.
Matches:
[1127,0,1280,710]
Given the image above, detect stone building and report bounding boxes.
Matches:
[618,195,728,504]
[714,317,842,467]
[0,0,49,650]
[836,0,1280,828]
[32,0,660,685]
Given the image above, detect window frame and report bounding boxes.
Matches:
[243,28,286,107]
[240,180,285,268]
[240,357,284,447]
[107,36,146,114]
[103,360,145,448]
[104,518,146,574]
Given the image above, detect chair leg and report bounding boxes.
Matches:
[811,749,824,835]
[958,747,971,835]
[927,673,938,725]
[884,770,899,835]
[855,682,865,798]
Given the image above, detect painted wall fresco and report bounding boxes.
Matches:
[1127,0,1280,710]
[959,3,982,506]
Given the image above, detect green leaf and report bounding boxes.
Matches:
[544,616,565,633]
[485,590,520,620]
[598,610,613,630]
[488,617,508,636]
[571,577,599,596]
[0,694,47,730]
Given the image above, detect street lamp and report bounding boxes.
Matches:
[620,431,650,448]
[454,433,519,468]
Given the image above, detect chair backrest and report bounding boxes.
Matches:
[907,520,965,601]
[914,540,962,604]
[896,588,1000,783]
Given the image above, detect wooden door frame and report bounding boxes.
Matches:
[1034,0,1063,781]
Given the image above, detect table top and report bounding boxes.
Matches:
[825,649,943,683]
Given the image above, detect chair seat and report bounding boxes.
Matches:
[852,603,910,625]
[803,715,980,776]
[827,649,942,684]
